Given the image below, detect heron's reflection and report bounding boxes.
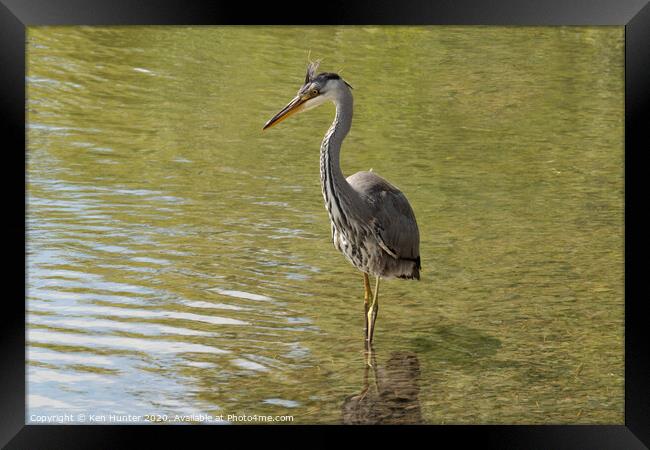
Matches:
[342,348,422,424]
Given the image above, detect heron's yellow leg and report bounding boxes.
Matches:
[367,277,380,343]
[363,273,372,303]
[363,273,372,343]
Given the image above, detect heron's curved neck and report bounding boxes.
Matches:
[320,88,356,220]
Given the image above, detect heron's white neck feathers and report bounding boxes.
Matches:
[319,83,358,232]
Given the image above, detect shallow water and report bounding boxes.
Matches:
[27,26,624,424]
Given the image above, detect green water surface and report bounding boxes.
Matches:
[27,26,624,424]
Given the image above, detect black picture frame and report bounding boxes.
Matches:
[2,0,647,447]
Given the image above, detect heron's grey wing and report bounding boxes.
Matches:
[347,171,420,262]
[372,188,421,262]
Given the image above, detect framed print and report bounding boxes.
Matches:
[2,0,648,447]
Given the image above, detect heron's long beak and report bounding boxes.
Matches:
[263,95,307,130]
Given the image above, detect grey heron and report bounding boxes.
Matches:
[263,61,421,345]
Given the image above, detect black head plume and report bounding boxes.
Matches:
[305,60,320,84]
[304,60,352,89]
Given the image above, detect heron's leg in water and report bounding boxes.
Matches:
[367,277,380,343]
[356,355,371,400]
[363,273,373,341]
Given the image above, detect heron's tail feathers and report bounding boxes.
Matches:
[396,256,421,280]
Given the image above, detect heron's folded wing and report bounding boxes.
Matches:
[372,189,420,261]
[347,171,420,261]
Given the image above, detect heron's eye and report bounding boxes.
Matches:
[311,88,319,96]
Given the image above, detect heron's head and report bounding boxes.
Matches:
[263,61,352,130]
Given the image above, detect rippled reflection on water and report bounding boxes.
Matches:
[27,26,623,424]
